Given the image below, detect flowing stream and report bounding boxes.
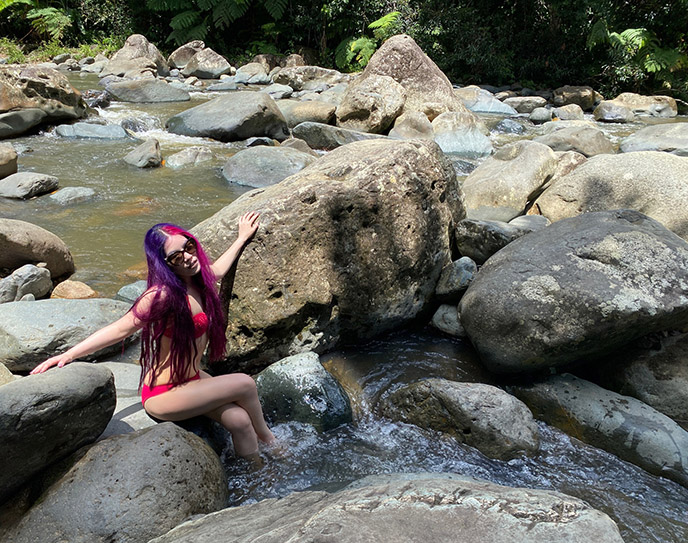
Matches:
[2,72,687,542]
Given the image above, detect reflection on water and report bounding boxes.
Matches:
[225,329,688,543]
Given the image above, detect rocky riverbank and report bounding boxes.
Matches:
[1,32,688,542]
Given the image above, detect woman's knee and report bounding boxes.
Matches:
[222,373,257,398]
[222,406,253,434]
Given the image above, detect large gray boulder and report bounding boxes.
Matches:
[106,79,190,102]
[431,111,493,157]
[380,378,539,459]
[0,171,58,199]
[0,362,115,503]
[5,423,228,543]
[99,57,157,79]
[388,110,434,140]
[552,85,599,111]
[533,152,688,240]
[0,66,87,138]
[462,140,557,221]
[356,34,466,119]
[503,96,547,114]
[167,40,205,69]
[166,92,289,142]
[513,374,688,487]
[613,92,678,117]
[256,351,352,431]
[620,122,688,155]
[593,100,635,123]
[273,65,349,91]
[107,34,169,76]
[0,143,17,178]
[459,210,688,373]
[0,298,136,372]
[221,146,316,188]
[292,121,386,150]
[0,218,74,279]
[148,473,624,543]
[234,62,270,84]
[335,74,406,133]
[534,124,614,157]
[181,47,232,79]
[454,85,518,115]
[192,139,464,372]
[276,99,336,128]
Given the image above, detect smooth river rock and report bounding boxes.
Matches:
[532,151,688,240]
[462,140,557,221]
[0,171,58,199]
[454,85,518,115]
[0,298,135,372]
[513,374,688,487]
[380,378,539,459]
[192,139,464,372]
[0,218,74,279]
[431,111,493,157]
[336,74,406,133]
[0,263,52,302]
[292,120,386,150]
[221,146,316,188]
[106,79,190,102]
[620,122,688,155]
[459,210,688,373]
[534,124,614,157]
[0,362,115,503]
[276,99,336,128]
[5,422,228,543]
[148,473,624,543]
[256,351,352,431]
[166,91,289,142]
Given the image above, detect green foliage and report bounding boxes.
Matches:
[27,7,73,41]
[0,37,26,63]
[368,10,400,41]
[335,35,377,71]
[26,39,69,61]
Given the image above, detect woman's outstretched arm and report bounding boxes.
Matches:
[210,211,260,281]
[29,287,162,374]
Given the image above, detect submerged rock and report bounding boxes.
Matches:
[148,473,624,543]
[513,374,688,487]
[55,122,128,139]
[49,186,96,205]
[192,139,464,371]
[381,378,539,459]
[0,363,115,503]
[459,210,688,373]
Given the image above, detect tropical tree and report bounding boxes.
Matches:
[0,0,73,42]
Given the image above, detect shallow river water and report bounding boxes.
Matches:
[2,72,687,542]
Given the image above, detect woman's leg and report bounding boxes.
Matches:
[144,372,275,445]
[206,402,259,458]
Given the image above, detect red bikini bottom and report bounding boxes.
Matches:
[141,372,200,406]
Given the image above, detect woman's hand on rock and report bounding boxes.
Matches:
[30,353,73,374]
[238,211,260,243]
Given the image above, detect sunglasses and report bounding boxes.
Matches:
[165,236,198,266]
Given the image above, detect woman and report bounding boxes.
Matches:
[31,212,275,462]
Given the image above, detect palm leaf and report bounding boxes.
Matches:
[262,0,287,20]
[27,7,72,41]
[170,9,201,30]
[212,0,250,28]
[586,19,609,50]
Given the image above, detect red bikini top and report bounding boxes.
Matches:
[163,299,209,339]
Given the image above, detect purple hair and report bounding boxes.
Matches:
[132,223,226,388]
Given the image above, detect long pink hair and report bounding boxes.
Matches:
[133,223,226,387]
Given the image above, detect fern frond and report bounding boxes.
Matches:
[169,21,208,45]
[369,11,400,41]
[27,7,72,41]
[335,37,356,70]
[611,28,654,54]
[262,0,287,20]
[212,0,250,28]
[146,0,191,10]
[586,19,609,50]
[643,47,684,73]
[0,0,32,13]
[196,0,219,11]
[170,9,201,30]
[351,36,377,67]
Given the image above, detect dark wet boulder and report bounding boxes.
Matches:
[533,152,688,241]
[0,108,48,138]
[0,298,135,372]
[459,210,688,374]
[380,378,539,459]
[192,139,464,372]
[5,422,227,543]
[0,362,115,503]
[166,92,289,142]
[434,256,477,302]
[148,473,625,543]
[513,374,688,487]
[0,218,74,280]
[256,351,352,431]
